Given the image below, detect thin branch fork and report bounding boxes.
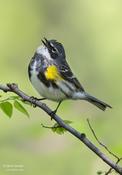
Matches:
[87,118,122,174]
[0,83,122,174]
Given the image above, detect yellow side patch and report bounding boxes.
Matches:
[45,65,63,81]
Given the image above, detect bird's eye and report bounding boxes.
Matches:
[49,42,57,53]
[51,46,57,53]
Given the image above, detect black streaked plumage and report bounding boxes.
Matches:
[28,38,112,112]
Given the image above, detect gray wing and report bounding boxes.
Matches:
[57,61,85,92]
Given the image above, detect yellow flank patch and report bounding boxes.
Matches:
[45,65,63,81]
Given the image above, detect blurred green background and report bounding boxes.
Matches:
[0,0,122,174]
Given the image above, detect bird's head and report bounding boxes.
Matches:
[36,38,66,60]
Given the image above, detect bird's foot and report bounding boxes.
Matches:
[49,101,62,120]
[49,109,57,120]
[29,96,46,107]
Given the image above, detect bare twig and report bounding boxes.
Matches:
[0,83,122,174]
[87,118,122,175]
[87,118,119,159]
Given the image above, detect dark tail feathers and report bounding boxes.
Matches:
[85,93,112,111]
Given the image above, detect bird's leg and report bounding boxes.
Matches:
[54,101,62,114]
[50,101,62,119]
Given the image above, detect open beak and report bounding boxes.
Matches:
[41,37,50,48]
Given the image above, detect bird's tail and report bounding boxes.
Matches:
[84,93,112,111]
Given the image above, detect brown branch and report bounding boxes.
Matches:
[0,83,122,174]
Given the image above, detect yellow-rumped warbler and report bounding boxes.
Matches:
[28,38,112,113]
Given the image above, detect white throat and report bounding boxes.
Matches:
[36,45,52,60]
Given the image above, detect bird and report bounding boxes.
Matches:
[28,38,112,114]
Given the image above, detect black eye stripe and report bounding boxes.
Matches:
[49,43,57,52]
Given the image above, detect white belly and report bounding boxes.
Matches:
[30,71,66,101]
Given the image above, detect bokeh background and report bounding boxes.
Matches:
[0,0,122,174]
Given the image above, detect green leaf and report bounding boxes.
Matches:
[0,101,13,118]
[41,120,73,135]
[52,120,72,135]
[14,100,29,117]
[8,95,20,100]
